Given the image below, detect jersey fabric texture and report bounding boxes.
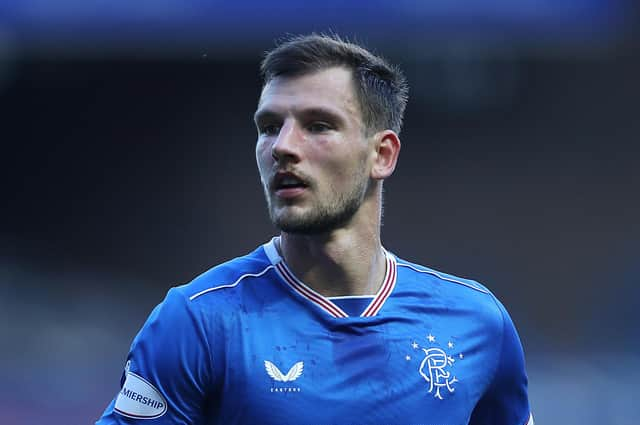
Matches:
[97,238,533,425]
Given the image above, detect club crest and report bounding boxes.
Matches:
[405,334,463,400]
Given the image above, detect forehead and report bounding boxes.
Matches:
[257,67,361,122]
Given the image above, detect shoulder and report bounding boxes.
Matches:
[395,256,492,296]
[174,242,275,304]
[393,255,509,331]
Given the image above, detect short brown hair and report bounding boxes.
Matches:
[261,33,409,135]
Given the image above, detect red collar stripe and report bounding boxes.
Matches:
[274,251,397,318]
[361,254,397,317]
[275,262,348,318]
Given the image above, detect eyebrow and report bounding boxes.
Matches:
[253,109,280,126]
[254,107,347,127]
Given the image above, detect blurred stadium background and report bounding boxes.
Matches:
[1,1,639,424]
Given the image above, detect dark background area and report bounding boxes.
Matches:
[1,1,639,424]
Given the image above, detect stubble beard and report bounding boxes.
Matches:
[265,175,370,235]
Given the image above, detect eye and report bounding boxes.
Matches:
[307,122,332,133]
[259,124,281,136]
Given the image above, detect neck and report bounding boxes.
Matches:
[276,195,387,297]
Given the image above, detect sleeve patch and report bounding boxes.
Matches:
[526,412,535,425]
[114,371,168,419]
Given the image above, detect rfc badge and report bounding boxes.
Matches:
[405,334,463,400]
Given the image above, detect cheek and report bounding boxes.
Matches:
[255,140,272,173]
[316,160,360,194]
[325,147,369,181]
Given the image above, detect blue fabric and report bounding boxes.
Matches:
[329,296,374,317]
[97,239,531,425]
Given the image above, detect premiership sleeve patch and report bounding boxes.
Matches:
[525,412,535,425]
[114,370,168,419]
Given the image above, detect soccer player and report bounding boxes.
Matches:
[97,34,533,425]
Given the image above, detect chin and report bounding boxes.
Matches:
[270,210,315,234]
[268,193,362,235]
[272,211,356,235]
[273,214,312,234]
[276,222,332,235]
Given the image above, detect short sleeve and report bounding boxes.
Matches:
[96,287,212,425]
[469,300,533,425]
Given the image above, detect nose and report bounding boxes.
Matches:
[271,119,300,162]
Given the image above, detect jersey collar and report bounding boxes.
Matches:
[263,237,397,318]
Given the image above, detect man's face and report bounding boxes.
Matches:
[254,67,373,234]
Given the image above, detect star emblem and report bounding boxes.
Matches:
[411,341,419,349]
[405,355,411,361]
[427,334,436,343]
[459,353,464,359]
[447,341,454,348]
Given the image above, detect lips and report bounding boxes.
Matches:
[271,171,309,198]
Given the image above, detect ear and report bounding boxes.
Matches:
[370,130,401,180]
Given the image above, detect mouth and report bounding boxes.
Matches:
[271,171,309,198]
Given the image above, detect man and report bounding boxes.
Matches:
[97,34,533,425]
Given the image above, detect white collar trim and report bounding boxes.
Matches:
[263,237,397,318]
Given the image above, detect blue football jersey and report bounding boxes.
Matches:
[97,238,533,425]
